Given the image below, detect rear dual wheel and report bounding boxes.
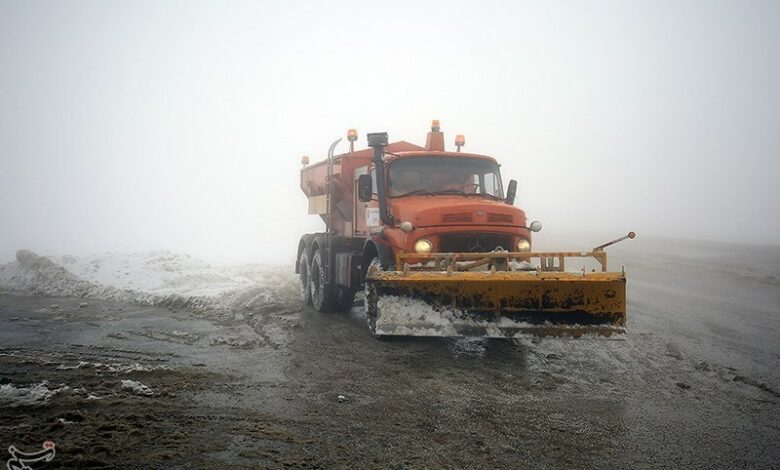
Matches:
[299,250,312,306]
[309,248,355,313]
[310,249,330,312]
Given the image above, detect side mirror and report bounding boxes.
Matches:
[358,174,373,202]
[505,179,517,205]
[529,220,542,232]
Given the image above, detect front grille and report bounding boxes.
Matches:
[441,212,473,223]
[487,213,513,224]
[438,233,512,253]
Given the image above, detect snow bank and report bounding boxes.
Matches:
[0,250,153,303]
[0,249,298,314]
[50,251,253,297]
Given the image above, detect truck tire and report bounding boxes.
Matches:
[299,249,312,306]
[333,287,355,313]
[310,248,334,312]
[364,256,383,335]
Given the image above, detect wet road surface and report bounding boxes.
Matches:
[1,240,778,468]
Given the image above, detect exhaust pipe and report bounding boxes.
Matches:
[367,132,394,226]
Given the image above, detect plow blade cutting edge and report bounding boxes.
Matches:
[365,270,627,338]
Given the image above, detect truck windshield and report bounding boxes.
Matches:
[388,157,504,199]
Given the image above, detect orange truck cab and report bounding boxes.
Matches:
[297,121,541,313]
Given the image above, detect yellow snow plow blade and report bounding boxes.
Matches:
[366,270,625,338]
[366,244,632,339]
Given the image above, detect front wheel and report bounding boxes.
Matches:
[334,287,356,313]
[364,256,384,334]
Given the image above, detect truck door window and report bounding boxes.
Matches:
[483,172,498,196]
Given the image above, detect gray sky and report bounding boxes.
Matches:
[1,0,778,263]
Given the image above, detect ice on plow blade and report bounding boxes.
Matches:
[365,271,626,338]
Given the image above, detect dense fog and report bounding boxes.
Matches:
[1,1,778,263]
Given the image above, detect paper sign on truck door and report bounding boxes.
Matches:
[366,208,380,227]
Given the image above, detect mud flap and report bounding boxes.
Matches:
[365,271,626,338]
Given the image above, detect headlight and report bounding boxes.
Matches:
[414,239,433,253]
[516,239,531,252]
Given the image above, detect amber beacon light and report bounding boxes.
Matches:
[455,134,465,152]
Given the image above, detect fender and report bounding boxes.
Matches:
[362,238,395,271]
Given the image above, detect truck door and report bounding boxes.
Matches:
[354,166,380,237]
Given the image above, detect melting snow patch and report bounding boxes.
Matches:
[57,361,170,373]
[0,381,69,406]
[106,362,170,373]
[121,380,154,396]
[448,338,488,357]
[56,361,91,370]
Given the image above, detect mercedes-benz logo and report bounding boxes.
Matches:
[467,236,486,253]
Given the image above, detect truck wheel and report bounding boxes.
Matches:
[364,256,383,327]
[299,250,312,306]
[364,280,390,340]
[310,249,334,312]
[334,288,355,313]
[365,281,379,336]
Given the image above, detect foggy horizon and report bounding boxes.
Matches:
[2,1,779,264]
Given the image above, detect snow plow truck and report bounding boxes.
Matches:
[297,121,634,338]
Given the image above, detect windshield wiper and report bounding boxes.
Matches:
[395,189,435,197]
[430,189,502,200]
[429,189,467,195]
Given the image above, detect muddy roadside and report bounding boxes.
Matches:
[1,286,778,469]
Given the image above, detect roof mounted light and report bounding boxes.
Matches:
[347,129,358,152]
[455,134,465,152]
[431,119,440,132]
[301,155,310,167]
